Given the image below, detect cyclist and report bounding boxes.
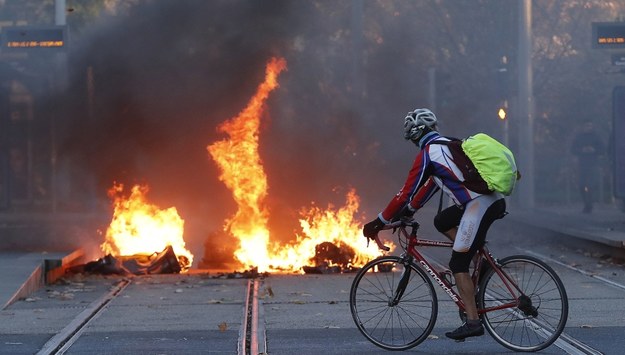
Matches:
[363,108,506,340]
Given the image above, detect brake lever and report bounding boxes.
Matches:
[374,235,391,252]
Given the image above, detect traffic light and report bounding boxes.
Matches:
[498,107,507,120]
[497,99,509,120]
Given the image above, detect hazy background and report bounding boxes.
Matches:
[0,0,622,263]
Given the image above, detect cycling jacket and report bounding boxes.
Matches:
[378,131,483,223]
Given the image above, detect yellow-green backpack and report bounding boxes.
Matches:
[433,133,519,196]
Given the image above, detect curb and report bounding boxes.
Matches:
[1,249,85,310]
[508,212,625,249]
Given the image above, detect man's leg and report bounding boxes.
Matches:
[443,227,457,241]
[446,250,484,340]
[442,228,478,319]
[454,272,478,320]
[442,220,478,321]
[445,196,506,341]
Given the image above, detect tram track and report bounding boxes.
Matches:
[519,248,625,292]
[26,273,261,355]
[239,278,266,355]
[37,279,132,355]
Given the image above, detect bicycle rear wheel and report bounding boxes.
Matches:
[350,256,437,351]
[478,255,568,352]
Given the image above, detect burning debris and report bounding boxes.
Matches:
[70,245,186,276]
[69,183,194,276]
[302,242,358,274]
[101,183,194,270]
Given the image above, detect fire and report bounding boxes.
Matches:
[101,183,193,270]
[271,188,393,271]
[207,57,285,270]
[208,57,391,273]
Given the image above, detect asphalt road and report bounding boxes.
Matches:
[1,208,625,355]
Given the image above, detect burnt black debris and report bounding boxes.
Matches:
[69,245,185,276]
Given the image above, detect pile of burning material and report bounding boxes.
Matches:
[302,242,360,274]
[69,245,187,276]
[78,182,195,277]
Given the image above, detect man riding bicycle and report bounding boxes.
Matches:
[362,108,506,340]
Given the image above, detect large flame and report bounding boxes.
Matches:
[101,183,193,269]
[208,57,391,273]
[207,57,286,270]
[270,188,391,271]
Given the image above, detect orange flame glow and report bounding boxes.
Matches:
[268,188,392,271]
[208,57,391,273]
[101,183,193,270]
[207,57,285,271]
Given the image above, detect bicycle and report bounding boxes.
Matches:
[350,217,568,352]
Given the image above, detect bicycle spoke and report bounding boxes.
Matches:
[357,283,389,303]
[480,255,568,352]
[394,303,433,326]
[350,256,437,351]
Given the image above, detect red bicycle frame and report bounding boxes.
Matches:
[396,225,522,315]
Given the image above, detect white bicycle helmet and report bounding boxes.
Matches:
[403,108,438,141]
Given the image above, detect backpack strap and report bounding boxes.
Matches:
[428,136,491,195]
[429,136,461,146]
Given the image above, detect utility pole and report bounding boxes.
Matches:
[51,0,67,212]
[55,0,66,25]
[517,0,534,209]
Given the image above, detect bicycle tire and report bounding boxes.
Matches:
[350,256,438,351]
[478,255,568,352]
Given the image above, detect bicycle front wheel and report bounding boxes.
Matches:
[350,256,437,351]
[478,255,568,352]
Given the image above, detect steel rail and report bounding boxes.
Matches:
[37,278,131,355]
[520,248,625,292]
[239,279,263,355]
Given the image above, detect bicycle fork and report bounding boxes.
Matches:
[389,258,412,307]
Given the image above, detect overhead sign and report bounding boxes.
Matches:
[1,26,66,51]
[592,22,625,49]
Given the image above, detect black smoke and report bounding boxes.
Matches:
[54,1,410,262]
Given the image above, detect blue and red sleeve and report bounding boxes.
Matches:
[379,149,433,223]
[408,177,438,210]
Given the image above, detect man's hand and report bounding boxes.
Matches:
[363,217,385,240]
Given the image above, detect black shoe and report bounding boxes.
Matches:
[445,322,484,340]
